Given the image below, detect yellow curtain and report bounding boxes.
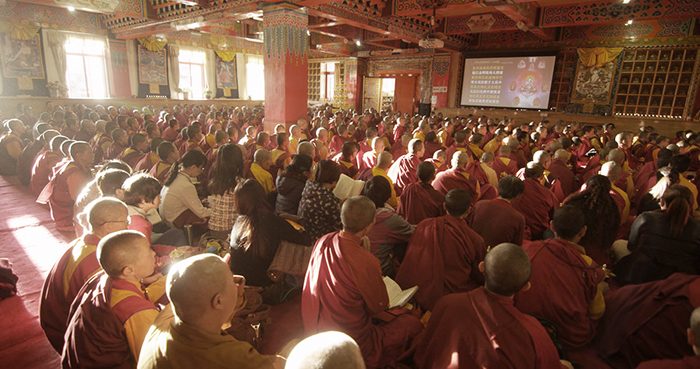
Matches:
[577,47,623,68]
[215,50,236,62]
[0,22,41,40]
[138,36,167,51]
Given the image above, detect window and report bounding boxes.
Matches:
[246,55,264,100]
[65,37,108,98]
[178,49,207,99]
[321,62,336,101]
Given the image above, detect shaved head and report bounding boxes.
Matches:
[167,254,233,322]
[553,149,569,162]
[451,151,469,170]
[607,148,625,165]
[286,331,365,369]
[483,243,531,297]
[480,151,494,164]
[691,307,700,341]
[97,230,149,279]
[376,151,392,169]
[298,141,315,157]
[408,138,424,155]
[600,161,621,182]
[69,141,91,160]
[417,161,436,183]
[532,150,551,165]
[86,197,128,231]
[341,196,376,234]
[253,148,271,164]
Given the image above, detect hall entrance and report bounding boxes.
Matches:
[363,73,418,114]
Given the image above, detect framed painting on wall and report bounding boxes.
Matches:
[1,33,45,79]
[571,61,616,105]
[216,56,237,89]
[137,45,167,85]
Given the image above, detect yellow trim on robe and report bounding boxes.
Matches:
[250,162,275,194]
[381,137,392,150]
[437,130,449,147]
[62,242,98,297]
[611,183,630,220]
[571,242,606,320]
[460,172,481,199]
[679,175,699,211]
[483,138,500,154]
[413,132,426,142]
[289,137,299,156]
[111,278,166,360]
[372,167,398,209]
[468,144,484,160]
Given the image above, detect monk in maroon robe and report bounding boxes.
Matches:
[410,243,568,369]
[161,119,180,142]
[396,189,486,310]
[493,146,519,179]
[598,273,700,368]
[548,149,578,201]
[388,139,424,195]
[31,135,67,196]
[302,197,423,369]
[397,162,445,225]
[433,152,480,200]
[512,163,559,240]
[444,130,471,165]
[118,133,148,169]
[40,198,129,352]
[468,175,526,248]
[514,206,607,347]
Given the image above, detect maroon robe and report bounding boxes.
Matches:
[302,231,423,369]
[161,126,179,142]
[512,178,559,240]
[634,160,658,208]
[548,159,578,201]
[133,152,159,173]
[397,182,445,225]
[636,356,700,369]
[433,168,480,200]
[31,150,62,196]
[388,153,421,195]
[395,215,486,310]
[467,198,526,248]
[389,142,407,161]
[598,273,700,369]
[41,161,92,229]
[424,158,447,173]
[492,155,518,179]
[444,143,470,165]
[105,142,126,160]
[361,151,378,171]
[423,142,442,160]
[514,238,605,347]
[412,288,563,369]
[73,129,92,143]
[119,148,145,169]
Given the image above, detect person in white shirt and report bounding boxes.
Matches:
[160,149,211,229]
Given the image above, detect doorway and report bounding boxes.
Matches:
[362,74,418,114]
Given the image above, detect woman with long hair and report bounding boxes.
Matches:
[275,154,312,215]
[563,175,621,266]
[230,179,310,289]
[298,159,342,242]
[208,144,245,239]
[160,149,210,229]
[615,185,700,285]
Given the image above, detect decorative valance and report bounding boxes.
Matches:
[577,47,623,68]
[0,22,41,41]
[215,50,236,62]
[138,36,167,51]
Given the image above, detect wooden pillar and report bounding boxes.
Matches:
[262,3,309,131]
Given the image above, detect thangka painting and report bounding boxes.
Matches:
[1,33,45,79]
[137,45,167,85]
[571,60,616,105]
[216,56,237,89]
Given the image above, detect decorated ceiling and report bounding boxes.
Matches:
[3,0,700,55]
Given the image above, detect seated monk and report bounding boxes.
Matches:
[514,205,607,347]
[369,151,398,209]
[468,133,485,162]
[40,141,94,232]
[248,148,276,195]
[410,243,571,369]
[517,150,564,199]
[40,198,130,352]
[286,331,365,369]
[31,135,68,196]
[0,119,27,175]
[467,175,526,248]
[477,151,499,188]
[424,150,448,173]
[636,306,700,369]
[493,145,519,179]
[137,254,284,369]
[396,189,486,310]
[271,132,292,170]
[607,149,635,199]
[161,119,180,142]
[397,162,445,225]
[245,131,271,162]
[548,149,578,202]
[105,128,128,160]
[601,161,631,222]
[119,133,149,169]
[18,127,58,186]
[512,163,559,240]
[388,138,424,195]
[134,137,163,173]
[302,196,424,369]
[433,152,480,200]
[149,141,180,184]
[444,130,471,164]
[362,176,414,277]
[361,137,385,171]
[335,141,359,179]
[390,133,412,161]
[598,273,700,369]
[62,230,167,368]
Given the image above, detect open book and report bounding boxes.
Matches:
[383,276,418,309]
[333,174,365,200]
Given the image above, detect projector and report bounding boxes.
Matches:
[419,38,444,49]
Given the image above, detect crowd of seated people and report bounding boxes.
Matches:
[3,100,700,368]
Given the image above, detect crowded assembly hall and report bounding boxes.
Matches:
[2,0,700,368]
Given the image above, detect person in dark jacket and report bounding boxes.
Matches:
[275,154,312,215]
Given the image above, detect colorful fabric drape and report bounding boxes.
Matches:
[0,22,41,40]
[138,36,167,51]
[214,50,235,62]
[577,47,623,68]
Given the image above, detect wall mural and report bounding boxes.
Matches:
[571,60,617,105]
[1,33,44,79]
[137,45,167,95]
[216,56,237,89]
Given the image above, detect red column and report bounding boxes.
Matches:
[263,4,309,132]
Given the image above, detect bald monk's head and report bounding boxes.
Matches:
[667,143,680,155]
[371,137,385,152]
[506,137,519,150]
[85,197,129,237]
[600,161,621,182]
[551,205,587,242]
[167,254,239,329]
[607,148,625,166]
[96,169,130,198]
[689,307,700,355]
[254,148,271,170]
[298,141,315,157]
[480,151,494,165]
[548,141,563,153]
[444,189,472,218]
[524,162,544,180]
[454,130,467,144]
[341,196,376,235]
[434,150,446,163]
[408,138,424,157]
[498,145,511,156]
[451,151,469,170]
[417,161,436,184]
[497,175,524,201]
[69,141,93,166]
[97,230,155,281]
[481,243,531,298]
[532,150,551,169]
[553,149,569,162]
[376,151,392,170]
[286,331,366,369]
[41,129,60,146]
[50,135,69,153]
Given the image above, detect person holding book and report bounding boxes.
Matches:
[302,196,423,369]
[298,159,342,242]
[396,188,486,310]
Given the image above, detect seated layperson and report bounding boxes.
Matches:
[275,154,313,215]
[160,149,210,229]
[207,144,245,239]
[411,243,569,369]
[298,159,342,242]
[396,189,486,310]
[137,254,284,369]
[303,196,423,369]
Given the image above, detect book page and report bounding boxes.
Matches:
[333,174,354,199]
[383,277,418,308]
[351,179,365,197]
